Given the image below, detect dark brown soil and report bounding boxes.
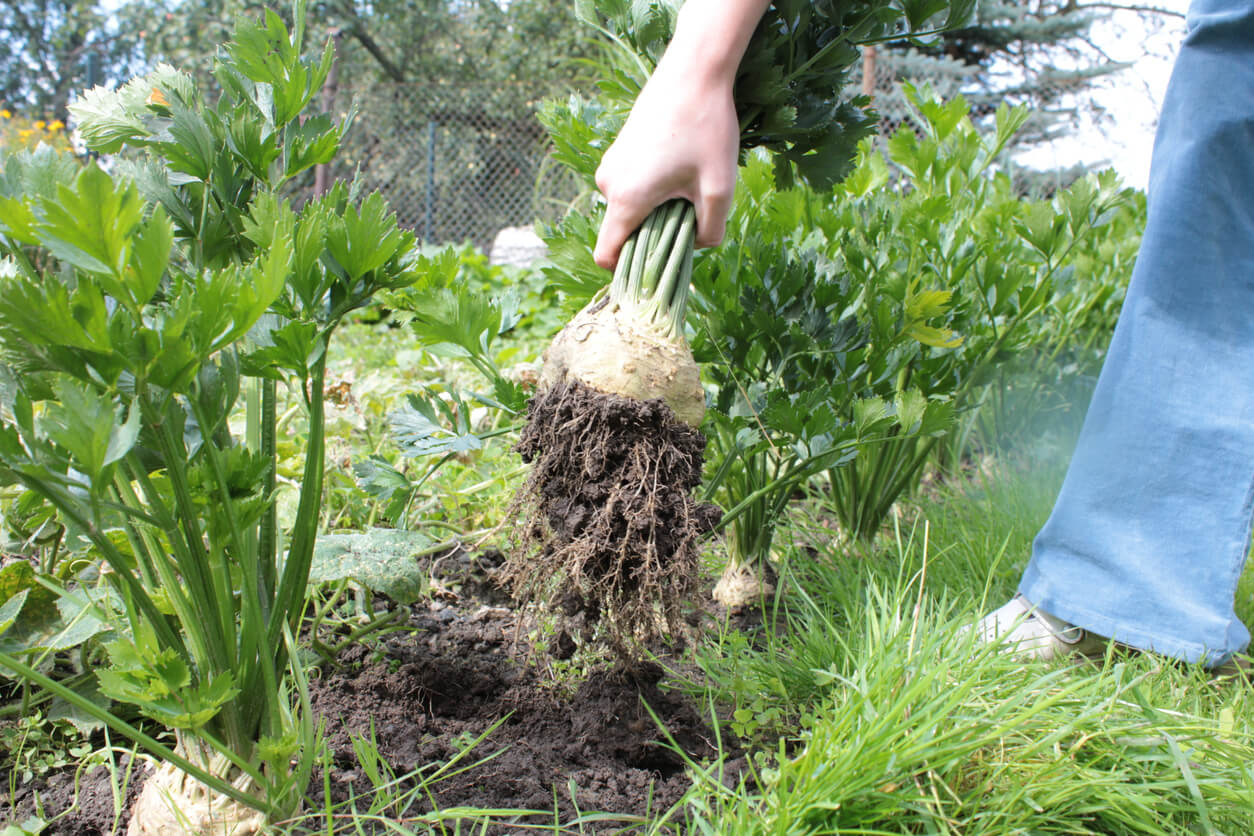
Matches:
[0,754,143,835]
[503,380,721,653]
[1,548,743,834]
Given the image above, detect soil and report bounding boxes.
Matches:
[1,548,745,834]
[503,380,721,652]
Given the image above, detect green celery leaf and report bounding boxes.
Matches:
[326,192,404,281]
[0,196,39,244]
[893,389,928,435]
[353,456,412,504]
[68,78,152,154]
[39,164,144,280]
[226,109,282,181]
[405,287,502,363]
[128,205,173,307]
[284,114,342,179]
[40,379,134,484]
[390,392,485,458]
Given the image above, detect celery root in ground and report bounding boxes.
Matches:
[128,737,266,836]
[502,200,720,650]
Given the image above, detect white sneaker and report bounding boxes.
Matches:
[971,594,1109,661]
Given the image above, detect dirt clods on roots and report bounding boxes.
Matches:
[504,380,720,651]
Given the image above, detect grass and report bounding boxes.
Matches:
[672,439,1254,835]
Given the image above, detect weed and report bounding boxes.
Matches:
[0,712,91,785]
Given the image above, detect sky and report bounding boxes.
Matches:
[1015,0,1190,190]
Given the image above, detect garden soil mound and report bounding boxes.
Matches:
[503,380,721,651]
[2,548,743,834]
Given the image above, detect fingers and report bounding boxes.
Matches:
[595,175,733,270]
[694,182,734,249]
[595,188,732,270]
[594,189,655,271]
[594,130,736,269]
[594,142,680,269]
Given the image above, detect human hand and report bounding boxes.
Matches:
[592,0,768,271]
[592,63,739,270]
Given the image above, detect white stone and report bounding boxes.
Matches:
[488,225,547,267]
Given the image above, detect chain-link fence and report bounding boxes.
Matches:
[322,81,581,251]
[322,53,1102,249]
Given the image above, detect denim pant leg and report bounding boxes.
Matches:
[1018,0,1254,665]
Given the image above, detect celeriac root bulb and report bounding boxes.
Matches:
[538,294,704,427]
[127,738,266,836]
[504,199,719,654]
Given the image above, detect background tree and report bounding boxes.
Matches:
[131,0,593,95]
[869,0,1183,151]
[0,0,145,120]
[120,0,262,88]
[317,0,593,92]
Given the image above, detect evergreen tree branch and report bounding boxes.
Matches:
[1071,2,1185,18]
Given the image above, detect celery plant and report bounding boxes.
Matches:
[690,221,914,597]
[819,94,1132,539]
[0,3,423,828]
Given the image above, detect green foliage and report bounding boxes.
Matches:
[574,0,976,190]
[681,94,1075,566]
[364,244,545,533]
[0,711,94,785]
[957,188,1145,455]
[310,529,437,605]
[807,91,1132,539]
[689,219,897,570]
[0,571,116,659]
[0,2,423,820]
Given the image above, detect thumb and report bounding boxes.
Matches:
[594,199,652,271]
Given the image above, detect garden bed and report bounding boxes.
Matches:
[2,549,744,834]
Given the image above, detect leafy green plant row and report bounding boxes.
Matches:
[0,3,449,829]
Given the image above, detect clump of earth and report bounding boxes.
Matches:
[503,380,721,653]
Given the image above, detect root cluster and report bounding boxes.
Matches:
[503,380,720,652]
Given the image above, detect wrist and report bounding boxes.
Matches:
[664,0,769,87]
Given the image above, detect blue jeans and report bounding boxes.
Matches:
[1019,0,1254,666]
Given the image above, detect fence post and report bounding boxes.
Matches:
[862,46,877,98]
[423,119,437,242]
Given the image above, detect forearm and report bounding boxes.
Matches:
[664,0,771,85]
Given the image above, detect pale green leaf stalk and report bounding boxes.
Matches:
[0,1,419,829]
[608,198,697,343]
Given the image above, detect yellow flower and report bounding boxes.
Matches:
[48,120,64,132]
[0,109,10,119]
[33,120,45,130]
[17,129,32,140]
